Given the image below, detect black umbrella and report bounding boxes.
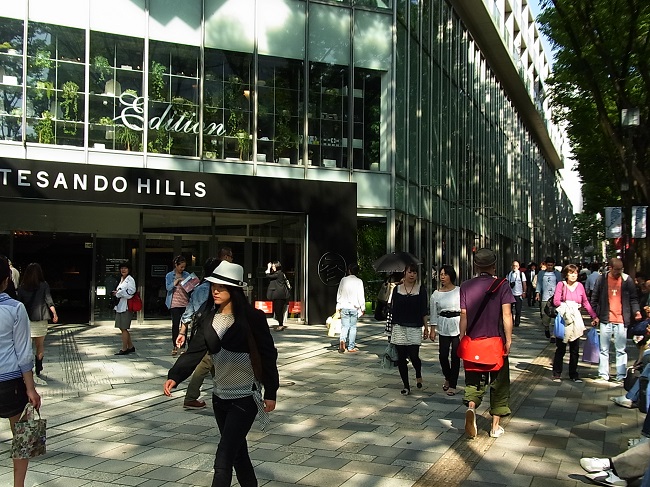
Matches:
[372,252,420,273]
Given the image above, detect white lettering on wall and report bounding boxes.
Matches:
[0,169,207,199]
[118,93,226,137]
[18,170,30,186]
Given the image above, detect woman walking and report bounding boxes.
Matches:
[165,255,190,355]
[265,261,290,331]
[17,263,58,376]
[113,262,136,355]
[389,263,429,395]
[429,265,461,395]
[552,263,598,382]
[0,257,41,487]
[164,261,279,487]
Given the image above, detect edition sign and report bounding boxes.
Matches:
[117,92,227,137]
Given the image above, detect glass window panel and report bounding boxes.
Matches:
[308,63,349,168]
[89,0,146,38]
[353,11,391,71]
[257,55,304,165]
[149,0,201,46]
[204,0,255,53]
[257,0,305,60]
[89,32,144,151]
[354,0,391,8]
[395,24,407,177]
[148,40,200,156]
[352,68,383,171]
[408,44,418,183]
[308,4,350,65]
[25,23,85,147]
[0,17,24,142]
[203,48,253,161]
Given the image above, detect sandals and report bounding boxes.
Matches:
[443,381,450,392]
[172,348,178,356]
[446,388,456,396]
[416,378,423,389]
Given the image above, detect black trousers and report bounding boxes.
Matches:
[211,395,258,487]
[511,296,523,327]
[553,339,580,379]
[438,334,461,389]
[272,299,287,326]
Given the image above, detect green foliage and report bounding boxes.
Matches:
[34,81,54,102]
[148,129,173,153]
[93,55,112,83]
[35,111,54,144]
[357,223,387,300]
[60,81,79,134]
[572,212,604,251]
[150,61,167,101]
[537,0,650,213]
[116,124,140,151]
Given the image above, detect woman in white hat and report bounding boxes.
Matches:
[164,261,279,487]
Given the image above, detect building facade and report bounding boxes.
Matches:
[0,0,572,325]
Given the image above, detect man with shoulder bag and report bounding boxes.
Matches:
[459,248,514,439]
[536,256,563,343]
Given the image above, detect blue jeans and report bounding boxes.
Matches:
[625,360,650,402]
[340,308,358,350]
[598,322,627,380]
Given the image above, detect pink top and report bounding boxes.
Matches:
[553,281,597,319]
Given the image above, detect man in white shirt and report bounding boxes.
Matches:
[336,263,365,353]
[507,260,527,327]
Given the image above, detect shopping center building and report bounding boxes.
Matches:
[0,0,572,324]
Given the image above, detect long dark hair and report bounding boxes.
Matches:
[21,262,45,291]
[227,286,263,380]
[440,264,457,284]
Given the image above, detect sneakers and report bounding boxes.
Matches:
[585,471,627,487]
[552,375,561,382]
[612,396,635,409]
[183,399,207,409]
[465,408,477,438]
[489,426,505,438]
[400,388,410,396]
[580,457,611,473]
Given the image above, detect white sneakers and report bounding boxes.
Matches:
[580,457,612,472]
[465,408,477,438]
[585,471,627,487]
[611,396,634,409]
[580,457,627,487]
[489,426,505,438]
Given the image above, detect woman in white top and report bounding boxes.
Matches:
[429,265,461,395]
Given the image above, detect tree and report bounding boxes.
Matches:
[537,0,650,269]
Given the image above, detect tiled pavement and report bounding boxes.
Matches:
[0,307,646,486]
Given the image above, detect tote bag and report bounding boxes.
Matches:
[553,314,565,340]
[581,327,600,364]
[11,404,46,459]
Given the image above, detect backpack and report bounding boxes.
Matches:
[127,291,143,312]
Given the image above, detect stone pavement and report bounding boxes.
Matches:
[0,307,646,486]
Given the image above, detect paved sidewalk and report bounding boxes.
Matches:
[0,307,646,486]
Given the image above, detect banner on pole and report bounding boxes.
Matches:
[605,207,623,238]
[632,206,648,239]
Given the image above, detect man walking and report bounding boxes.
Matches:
[461,248,514,438]
[536,256,562,343]
[590,258,642,382]
[524,262,537,307]
[336,263,365,353]
[507,260,527,327]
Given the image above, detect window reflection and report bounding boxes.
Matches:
[0,18,23,142]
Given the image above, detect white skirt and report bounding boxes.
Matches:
[390,324,422,346]
[30,320,49,338]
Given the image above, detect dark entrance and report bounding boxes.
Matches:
[11,232,94,324]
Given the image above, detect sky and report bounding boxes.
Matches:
[528,0,584,213]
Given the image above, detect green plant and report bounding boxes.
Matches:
[93,55,111,83]
[274,114,298,162]
[0,42,12,52]
[116,124,140,151]
[33,49,53,69]
[35,110,54,144]
[60,81,79,135]
[236,129,251,160]
[34,81,54,102]
[98,116,113,126]
[150,61,167,101]
[171,96,194,117]
[147,129,173,153]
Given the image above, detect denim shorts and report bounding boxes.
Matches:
[0,378,28,418]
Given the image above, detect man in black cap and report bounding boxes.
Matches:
[460,248,514,439]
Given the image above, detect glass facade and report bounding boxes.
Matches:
[0,0,573,323]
